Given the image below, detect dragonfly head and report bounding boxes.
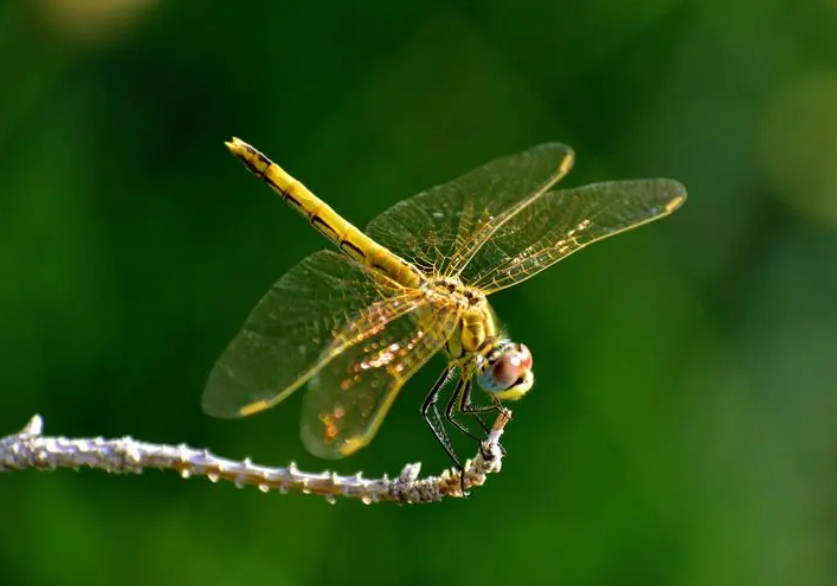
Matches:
[476,340,534,401]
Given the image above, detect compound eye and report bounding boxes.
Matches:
[480,343,534,393]
[491,358,517,388]
[517,344,533,370]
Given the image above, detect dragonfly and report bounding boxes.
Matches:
[203,138,686,471]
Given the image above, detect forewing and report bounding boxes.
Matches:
[464,180,687,293]
[300,304,458,459]
[365,143,574,277]
[202,250,418,418]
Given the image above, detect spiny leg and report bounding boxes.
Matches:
[458,381,508,455]
[445,378,501,493]
[444,378,484,444]
[420,367,463,474]
[468,413,492,435]
[459,382,504,415]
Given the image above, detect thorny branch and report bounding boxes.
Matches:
[0,412,510,504]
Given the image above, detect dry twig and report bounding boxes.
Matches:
[0,411,511,504]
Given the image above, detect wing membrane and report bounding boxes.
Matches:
[464,180,687,293]
[202,250,420,418]
[300,305,458,459]
[366,143,575,277]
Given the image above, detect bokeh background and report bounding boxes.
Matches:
[2,0,837,585]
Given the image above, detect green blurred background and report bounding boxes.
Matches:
[2,0,837,584]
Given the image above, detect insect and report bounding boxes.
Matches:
[203,138,686,471]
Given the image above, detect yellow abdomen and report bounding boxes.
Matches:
[225,138,422,289]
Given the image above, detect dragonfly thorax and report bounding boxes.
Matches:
[429,275,485,305]
[428,276,494,353]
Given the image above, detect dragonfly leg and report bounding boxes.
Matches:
[459,385,504,414]
[444,379,483,444]
[445,379,498,493]
[468,413,491,435]
[420,368,464,477]
[459,385,507,455]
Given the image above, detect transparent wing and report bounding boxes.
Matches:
[365,143,575,278]
[301,304,458,459]
[202,250,421,419]
[463,180,687,294]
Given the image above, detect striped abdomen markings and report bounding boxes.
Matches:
[225,138,423,289]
